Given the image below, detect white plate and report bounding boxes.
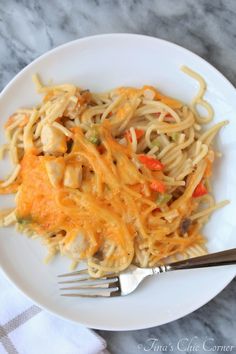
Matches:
[0,34,236,331]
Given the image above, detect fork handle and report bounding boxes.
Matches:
[152,248,236,274]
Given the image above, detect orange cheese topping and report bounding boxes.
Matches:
[17,152,67,232]
[115,86,182,109]
[16,145,139,254]
[0,179,21,194]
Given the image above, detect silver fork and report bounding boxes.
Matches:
[58,248,236,297]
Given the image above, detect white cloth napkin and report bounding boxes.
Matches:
[0,270,109,354]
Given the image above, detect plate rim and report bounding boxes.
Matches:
[0,33,236,331]
[1,33,236,97]
[1,266,235,331]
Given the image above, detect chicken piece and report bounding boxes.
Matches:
[63,164,83,189]
[44,157,65,187]
[41,124,67,154]
[61,233,88,260]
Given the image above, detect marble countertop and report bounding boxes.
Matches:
[0,0,235,353]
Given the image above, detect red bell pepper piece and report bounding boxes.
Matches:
[138,155,164,171]
[126,129,144,143]
[193,181,208,198]
[150,180,166,193]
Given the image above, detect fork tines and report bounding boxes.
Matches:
[58,268,121,297]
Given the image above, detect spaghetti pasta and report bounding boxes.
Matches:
[0,67,229,277]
